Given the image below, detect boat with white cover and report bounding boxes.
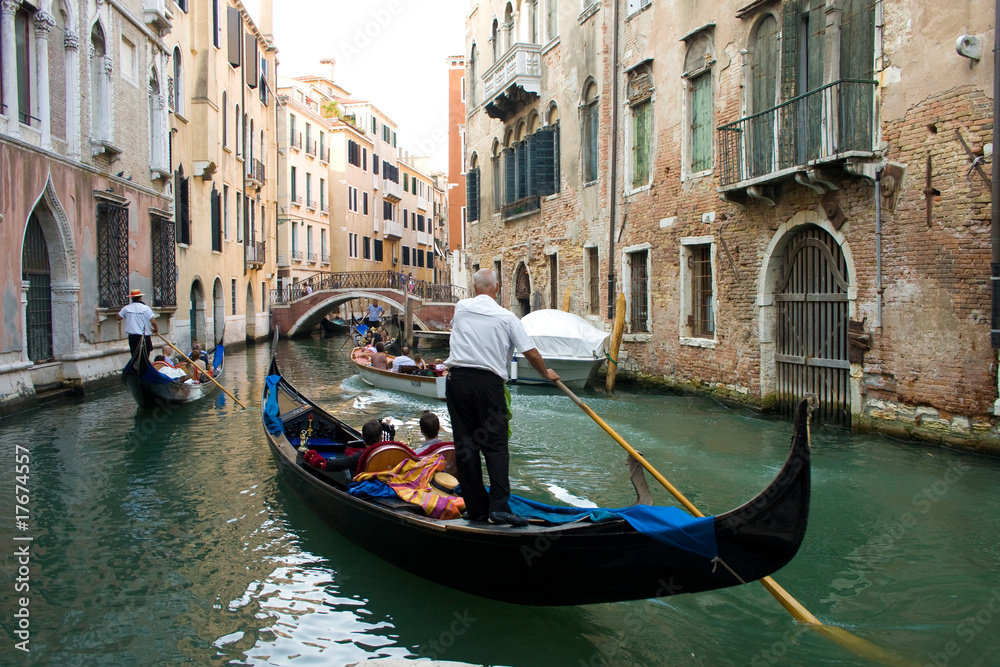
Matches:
[509,310,610,389]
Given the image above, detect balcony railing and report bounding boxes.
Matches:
[246,158,266,188]
[717,79,877,189]
[483,43,542,121]
[383,220,403,240]
[290,133,303,151]
[292,250,304,261]
[321,253,330,264]
[382,177,403,202]
[270,270,467,304]
[306,140,317,157]
[320,147,331,163]
[308,252,318,263]
[291,195,303,207]
[306,198,315,210]
[246,241,265,266]
[502,194,541,221]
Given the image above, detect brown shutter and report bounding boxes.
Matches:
[227,6,241,68]
[245,33,258,88]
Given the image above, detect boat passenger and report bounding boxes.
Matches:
[390,347,416,373]
[190,350,212,382]
[370,342,389,370]
[323,419,387,474]
[160,345,177,367]
[152,355,191,380]
[413,353,428,370]
[432,358,447,376]
[413,411,443,455]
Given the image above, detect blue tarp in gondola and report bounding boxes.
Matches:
[212,343,224,371]
[263,375,286,435]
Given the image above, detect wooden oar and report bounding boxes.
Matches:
[156,334,248,410]
[554,380,916,667]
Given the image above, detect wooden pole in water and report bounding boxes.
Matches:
[404,295,415,350]
[605,293,627,393]
[561,288,571,312]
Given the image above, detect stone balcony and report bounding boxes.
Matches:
[482,43,541,122]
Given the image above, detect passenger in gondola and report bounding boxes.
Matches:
[370,342,389,370]
[152,355,191,380]
[412,353,428,371]
[189,350,212,382]
[321,419,388,474]
[390,346,415,373]
[414,411,443,455]
[160,345,178,366]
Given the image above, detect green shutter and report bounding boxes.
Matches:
[632,101,650,188]
[690,74,711,173]
[504,149,516,204]
[533,127,556,195]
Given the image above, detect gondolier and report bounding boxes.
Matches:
[118,289,158,361]
[444,269,559,526]
[365,301,385,327]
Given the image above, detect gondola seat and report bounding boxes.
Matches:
[356,441,419,474]
[418,441,456,475]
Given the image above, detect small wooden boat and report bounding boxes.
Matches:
[510,309,609,389]
[263,350,812,606]
[319,315,349,336]
[122,338,225,408]
[351,347,446,401]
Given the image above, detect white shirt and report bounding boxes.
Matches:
[391,355,415,372]
[445,294,534,379]
[119,301,156,336]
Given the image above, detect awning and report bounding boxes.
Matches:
[434,239,446,258]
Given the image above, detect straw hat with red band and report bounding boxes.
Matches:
[129,289,144,299]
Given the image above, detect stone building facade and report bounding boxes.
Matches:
[0,0,173,414]
[168,0,278,350]
[464,0,997,449]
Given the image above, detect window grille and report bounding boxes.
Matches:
[97,202,130,308]
[629,250,649,332]
[690,245,714,337]
[151,215,177,307]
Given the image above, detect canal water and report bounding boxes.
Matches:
[1,337,998,666]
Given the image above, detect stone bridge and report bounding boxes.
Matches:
[269,271,464,337]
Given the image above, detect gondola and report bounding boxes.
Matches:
[319,315,350,336]
[122,335,224,408]
[261,345,812,606]
[350,346,446,400]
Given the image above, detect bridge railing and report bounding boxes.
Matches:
[269,270,468,305]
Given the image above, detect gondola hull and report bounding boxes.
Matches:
[351,348,446,400]
[263,359,812,606]
[123,366,222,407]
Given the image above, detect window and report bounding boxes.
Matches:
[223,184,230,239]
[211,186,222,252]
[468,44,478,107]
[586,247,600,315]
[373,154,380,175]
[362,148,367,171]
[362,191,368,215]
[321,229,328,262]
[681,240,715,339]
[383,124,391,143]
[291,221,298,255]
[348,139,361,166]
[348,232,359,259]
[213,0,221,47]
[491,141,502,211]
[627,0,651,15]
[627,64,654,189]
[627,249,649,333]
[97,201,129,308]
[684,33,714,174]
[403,209,408,228]
[581,82,599,184]
[121,37,137,83]
[151,215,176,307]
[177,0,188,12]
[306,174,313,208]
[235,105,241,156]
[491,19,500,63]
[306,123,312,154]
[363,236,371,260]
[320,178,326,211]
[290,166,297,201]
[383,200,395,221]
[231,279,237,315]
[372,116,378,134]
[417,249,425,268]
[236,192,243,242]
[526,0,539,44]
[172,46,183,115]
[91,22,110,138]
[174,166,191,244]
[548,253,558,308]
[392,131,397,148]
[374,239,383,262]
[307,226,313,259]
[221,91,228,148]
[402,246,410,266]
[348,186,359,212]
[403,172,409,191]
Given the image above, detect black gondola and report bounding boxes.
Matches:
[261,353,811,606]
[123,335,225,408]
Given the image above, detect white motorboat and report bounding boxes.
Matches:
[509,310,610,389]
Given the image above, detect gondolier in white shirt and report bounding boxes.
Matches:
[118,288,158,362]
[444,269,558,526]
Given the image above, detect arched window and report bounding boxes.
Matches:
[491,19,500,62]
[684,33,714,174]
[467,152,481,223]
[503,3,514,52]
[249,118,255,163]
[221,90,228,148]
[90,21,109,140]
[149,69,164,168]
[172,46,183,115]
[491,139,502,211]
[468,44,478,108]
[581,80,599,184]
[234,104,241,156]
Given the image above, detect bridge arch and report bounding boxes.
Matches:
[287,290,433,337]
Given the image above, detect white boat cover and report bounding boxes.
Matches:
[520,309,610,360]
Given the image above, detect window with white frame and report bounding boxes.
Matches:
[223,184,230,239]
[684,32,715,176]
[586,246,600,315]
[348,232,359,259]
[679,238,715,340]
[581,81,599,184]
[627,64,653,189]
[623,246,650,333]
[627,0,652,16]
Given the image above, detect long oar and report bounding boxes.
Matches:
[554,380,916,667]
[157,334,248,410]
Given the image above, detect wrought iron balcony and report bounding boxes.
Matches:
[308,252,318,263]
[306,140,317,157]
[483,43,542,122]
[306,198,315,210]
[292,250,304,261]
[321,253,330,264]
[717,79,878,192]
[291,194,303,207]
[502,194,541,221]
[290,133,302,151]
[320,147,331,163]
[245,158,266,189]
[246,241,266,267]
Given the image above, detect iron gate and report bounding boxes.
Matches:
[22,215,53,363]
[775,226,850,426]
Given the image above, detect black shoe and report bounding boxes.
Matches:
[462,511,488,522]
[489,511,528,526]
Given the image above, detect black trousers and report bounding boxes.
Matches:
[446,367,511,518]
[128,334,152,360]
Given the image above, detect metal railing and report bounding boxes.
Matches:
[291,195,303,206]
[292,250,304,261]
[290,133,303,150]
[320,147,331,163]
[270,270,467,304]
[717,79,877,188]
[321,253,330,264]
[502,194,541,220]
[306,140,317,156]
[308,252,318,263]
[246,240,265,265]
[246,158,266,185]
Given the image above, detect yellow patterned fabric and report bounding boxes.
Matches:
[354,454,466,519]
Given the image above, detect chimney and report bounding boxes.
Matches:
[320,58,336,83]
[259,0,274,42]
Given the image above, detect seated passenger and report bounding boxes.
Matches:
[432,358,447,376]
[320,419,388,474]
[190,351,212,382]
[153,355,191,380]
[390,346,415,373]
[370,342,389,370]
[412,353,428,370]
[413,411,443,455]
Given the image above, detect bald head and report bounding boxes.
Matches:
[473,269,499,297]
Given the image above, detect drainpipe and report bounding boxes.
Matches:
[875,168,883,329]
[992,0,1000,349]
[607,0,621,320]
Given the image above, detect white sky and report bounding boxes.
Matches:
[242,0,469,174]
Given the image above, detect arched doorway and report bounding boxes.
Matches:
[513,263,531,317]
[22,214,53,363]
[774,226,850,426]
[245,282,255,340]
[189,280,206,348]
[212,278,225,343]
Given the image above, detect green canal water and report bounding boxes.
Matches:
[1,337,999,666]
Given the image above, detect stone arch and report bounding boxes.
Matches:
[245,281,256,339]
[512,261,532,317]
[189,278,207,349]
[212,277,225,343]
[758,210,858,419]
[289,292,432,337]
